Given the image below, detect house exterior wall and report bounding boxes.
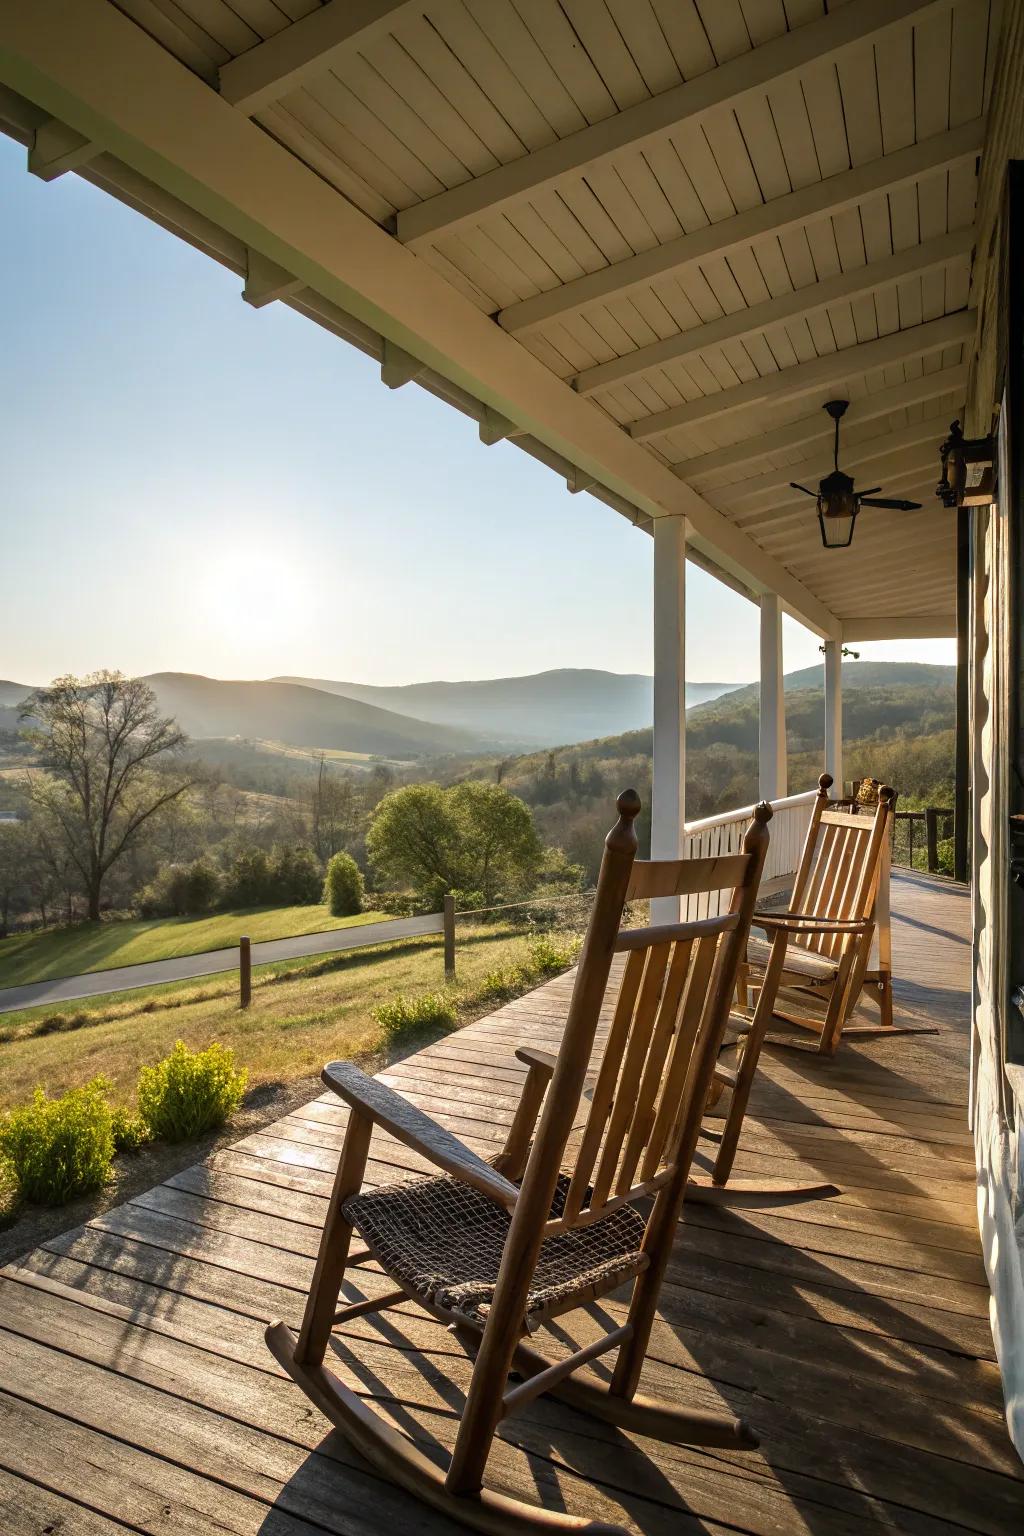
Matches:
[965,0,1024,1458]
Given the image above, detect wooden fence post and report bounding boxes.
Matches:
[925,808,940,874]
[443,894,456,981]
[239,935,252,1009]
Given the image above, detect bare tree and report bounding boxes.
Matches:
[310,754,358,861]
[22,672,198,922]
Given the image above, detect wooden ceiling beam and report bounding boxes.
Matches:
[843,615,955,639]
[629,311,975,441]
[219,0,414,116]
[398,0,955,250]
[572,231,972,397]
[497,121,981,336]
[672,366,968,484]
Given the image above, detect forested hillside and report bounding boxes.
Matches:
[441,662,956,881]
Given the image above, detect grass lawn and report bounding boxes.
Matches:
[0,921,559,1111]
[0,903,385,989]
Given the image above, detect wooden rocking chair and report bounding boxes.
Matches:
[268,791,770,1535]
[709,772,933,1188]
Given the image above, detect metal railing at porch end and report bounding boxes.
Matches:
[892,808,955,876]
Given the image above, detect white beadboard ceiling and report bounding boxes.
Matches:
[3,0,1001,631]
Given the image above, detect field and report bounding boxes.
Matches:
[0,921,542,1111]
[0,903,385,989]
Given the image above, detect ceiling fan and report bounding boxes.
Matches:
[790,399,922,548]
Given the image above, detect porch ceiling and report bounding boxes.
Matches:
[0,0,999,638]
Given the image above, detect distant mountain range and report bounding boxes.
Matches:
[0,669,742,754]
[275,669,740,748]
[0,663,952,761]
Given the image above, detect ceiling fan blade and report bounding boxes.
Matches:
[859,496,923,511]
[789,482,816,496]
[856,487,882,497]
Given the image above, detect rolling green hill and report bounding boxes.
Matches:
[141,673,484,758]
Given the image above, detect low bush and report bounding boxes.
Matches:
[323,851,364,917]
[0,1079,114,1205]
[110,1106,150,1154]
[372,990,457,1043]
[138,1040,247,1143]
[526,934,581,976]
[479,963,530,1003]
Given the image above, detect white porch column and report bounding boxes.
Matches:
[823,639,843,791]
[652,516,686,919]
[759,592,787,802]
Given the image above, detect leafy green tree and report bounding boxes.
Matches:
[323,851,364,916]
[22,673,196,922]
[220,847,272,907]
[0,820,31,937]
[140,858,221,918]
[367,782,541,906]
[270,844,323,905]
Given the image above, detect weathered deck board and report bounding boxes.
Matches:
[2,870,1022,1533]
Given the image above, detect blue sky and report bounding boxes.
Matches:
[1,136,953,688]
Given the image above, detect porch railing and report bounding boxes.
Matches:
[680,788,819,917]
[893,807,954,875]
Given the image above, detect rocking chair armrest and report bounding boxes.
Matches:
[515,1046,557,1076]
[322,1062,519,1211]
[755,911,873,935]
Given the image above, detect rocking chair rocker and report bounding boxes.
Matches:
[268,791,771,1534]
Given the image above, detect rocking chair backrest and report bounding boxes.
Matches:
[517,794,772,1240]
[788,772,894,960]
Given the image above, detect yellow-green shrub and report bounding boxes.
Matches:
[372,991,457,1043]
[0,1079,114,1205]
[138,1040,247,1143]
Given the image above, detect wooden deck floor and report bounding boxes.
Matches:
[2,870,1022,1534]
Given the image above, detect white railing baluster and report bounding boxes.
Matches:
[680,789,817,898]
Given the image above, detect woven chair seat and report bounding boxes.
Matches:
[344,1170,647,1327]
[748,931,839,980]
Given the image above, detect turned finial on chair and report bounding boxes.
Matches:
[878,783,896,804]
[818,772,834,794]
[606,788,642,852]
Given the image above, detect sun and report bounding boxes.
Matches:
[194,541,312,670]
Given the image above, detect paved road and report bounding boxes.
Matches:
[0,913,444,1016]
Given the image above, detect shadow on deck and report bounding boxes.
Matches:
[1,871,1021,1534]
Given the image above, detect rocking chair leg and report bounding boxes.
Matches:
[508,1336,756,1450]
[712,931,789,1185]
[295,1110,371,1365]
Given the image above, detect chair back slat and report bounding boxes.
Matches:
[588,942,674,1210]
[625,852,750,901]
[613,938,694,1196]
[638,929,722,1184]
[562,946,648,1221]
[804,823,855,953]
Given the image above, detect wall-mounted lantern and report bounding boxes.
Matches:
[936,420,996,507]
